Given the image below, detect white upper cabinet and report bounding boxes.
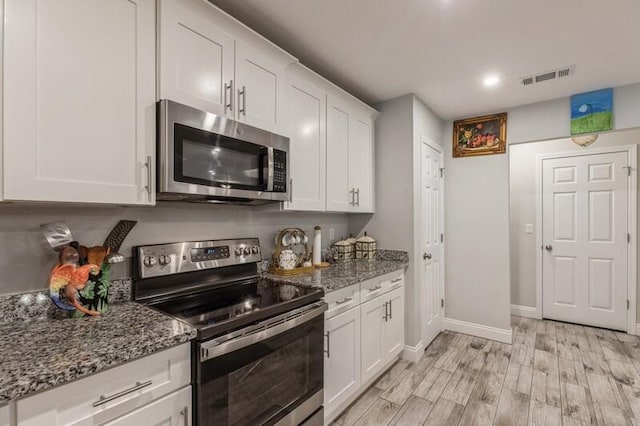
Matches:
[3,0,156,205]
[158,0,293,135]
[284,69,327,211]
[326,94,375,213]
[326,95,352,212]
[235,41,287,133]
[349,113,374,212]
[158,0,235,118]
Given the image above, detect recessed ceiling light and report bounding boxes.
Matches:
[483,75,500,87]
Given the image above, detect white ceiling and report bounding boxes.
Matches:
[209,0,640,120]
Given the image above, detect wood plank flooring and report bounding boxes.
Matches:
[332,316,640,425]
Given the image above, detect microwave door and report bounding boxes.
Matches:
[174,123,268,193]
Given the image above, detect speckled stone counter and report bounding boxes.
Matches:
[262,250,409,293]
[0,301,195,403]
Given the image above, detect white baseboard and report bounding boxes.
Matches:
[511,304,538,319]
[444,317,513,344]
[402,340,425,363]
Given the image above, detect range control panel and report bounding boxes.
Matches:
[136,238,261,279]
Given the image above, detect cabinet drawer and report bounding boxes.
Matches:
[379,271,404,292]
[104,386,191,426]
[324,284,360,319]
[16,344,190,426]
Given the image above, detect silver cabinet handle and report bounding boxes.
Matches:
[389,299,392,319]
[238,86,246,116]
[289,178,293,203]
[324,331,330,358]
[181,406,189,426]
[391,278,402,283]
[368,285,382,292]
[383,301,389,321]
[144,155,152,195]
[92,380,152,407]
[355,188,360,206]
[349,188,355,206]
[335,297,353,305]
[224,80,233,113]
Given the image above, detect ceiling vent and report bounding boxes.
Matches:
[520,65,575,86]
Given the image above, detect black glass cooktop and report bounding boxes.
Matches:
[149,279,323,340]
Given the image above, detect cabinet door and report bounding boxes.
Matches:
[324,307,361,419]
[235,41,287,134]
[104,386,191,426]
[360,295,386,384]
[0,404,8,426]
[158,0,235,118]
[326,95,351,212]
[4,0,155,205]
[284,75,326,211]
[383,287,405,361]
[349,113,374,213]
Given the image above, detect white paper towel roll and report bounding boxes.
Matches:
[313,225,322,265]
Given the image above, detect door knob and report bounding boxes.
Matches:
[423,253,432,260]
[544,245,553,251]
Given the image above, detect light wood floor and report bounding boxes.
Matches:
[333,316,640,426]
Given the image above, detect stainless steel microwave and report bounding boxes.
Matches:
[157,100,289,205]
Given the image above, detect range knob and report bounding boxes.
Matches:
[158,254,172,266]
[243,247,251,255]
[234,247,244,256]
[143,255,157,267]
[251,246,260,254]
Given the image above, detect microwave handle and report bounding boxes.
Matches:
[266,147,274,192]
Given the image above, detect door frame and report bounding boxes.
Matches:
[420,136,445,344]
[535,145,637,334]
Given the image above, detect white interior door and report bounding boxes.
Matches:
[542,151,629,331]
[421,139,444,346]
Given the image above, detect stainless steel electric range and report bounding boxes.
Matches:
[133,238,326,426]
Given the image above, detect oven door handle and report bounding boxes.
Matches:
[266,147,275,192]
[200,302,327,362]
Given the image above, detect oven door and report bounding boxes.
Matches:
[196,302,326,426]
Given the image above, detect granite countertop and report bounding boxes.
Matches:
[0,301,195,403]
[262,250,409,293]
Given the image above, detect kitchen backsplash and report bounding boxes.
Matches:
[0,203,350,295]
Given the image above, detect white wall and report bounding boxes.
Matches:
[443,121,512,331]
[509,128,640,320]
[350,94,443,348]
[0,203,348,295]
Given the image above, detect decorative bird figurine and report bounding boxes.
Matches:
[49,263,101,316]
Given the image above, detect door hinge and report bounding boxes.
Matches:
[628,233,631,243]
[441,298,444,308]
[440,168,445,178]
[440,233,444,243]
[623,166,632,177]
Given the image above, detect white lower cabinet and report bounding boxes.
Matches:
[104,386,191,426]
[383,287,405,360]
[15,344,190,426]
[360,297,386,384]
[324,306,361,419]
[324,272,405,423]
[0,404,8,426]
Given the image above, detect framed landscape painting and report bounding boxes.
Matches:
[570,88,613,135]
[453,112,507,158]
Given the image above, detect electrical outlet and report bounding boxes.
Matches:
[329,228,335,240]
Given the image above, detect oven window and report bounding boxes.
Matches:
[174,123,267,191]
[197,315,323,426]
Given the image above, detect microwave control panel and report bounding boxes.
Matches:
[273,149,287,193]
